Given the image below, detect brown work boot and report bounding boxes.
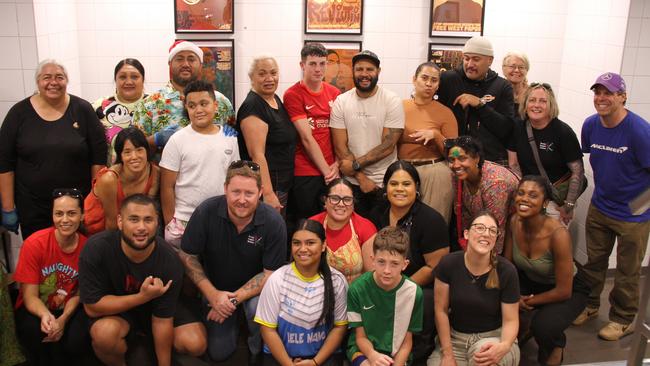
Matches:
[598,321,633,341]
[572,306,598,326]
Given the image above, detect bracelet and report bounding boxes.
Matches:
[351,356,368,366]
[565,201,576,209]
[312,359,319,366]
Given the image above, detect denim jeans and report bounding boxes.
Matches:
[205,296,261,361]
[427,328,520,366]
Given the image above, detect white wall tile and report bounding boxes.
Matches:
[0,70,25,101]
[629,0,645,17]
[639,18,650,46]
[16,3,36,37]
[0,4,18,37]
[19,36,38,69]
[0,37,22,69]
[22,69,35,97]
[645,0,650,17]
[629,75,650,103]
[633,46,650,74]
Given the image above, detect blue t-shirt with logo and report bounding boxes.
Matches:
[581,111,650,222]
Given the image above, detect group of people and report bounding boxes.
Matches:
[0,33,647,366]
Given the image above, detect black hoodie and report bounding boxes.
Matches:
[438,65,515,163]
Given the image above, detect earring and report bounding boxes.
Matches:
[416,191,421,199]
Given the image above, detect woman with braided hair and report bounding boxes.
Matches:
[255,219,348,366]
[428,211,520,366]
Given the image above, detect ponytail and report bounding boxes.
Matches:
[317,251,335,327]
[485,249,500,289]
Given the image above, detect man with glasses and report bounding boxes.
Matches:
[330,50,405,217]
[437,36,515,165]
[178,160,287,364]
[573,73,650,341]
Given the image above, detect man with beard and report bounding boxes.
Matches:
[178,161,286,364]
[330,50,405,217]
[132,40,235,153]
[437,36,515,165]
[79,194,206,365]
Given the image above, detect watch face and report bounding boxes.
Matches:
[352,161,360,171]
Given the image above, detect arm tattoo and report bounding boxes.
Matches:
[241,272,265,292]
[359,128,404,167]
[178,250,208,285]
[565,160,585,204]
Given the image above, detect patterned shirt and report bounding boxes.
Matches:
[132,82,235,137]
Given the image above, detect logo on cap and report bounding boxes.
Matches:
[601,73,613,81]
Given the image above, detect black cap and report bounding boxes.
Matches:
[352,50,380,67]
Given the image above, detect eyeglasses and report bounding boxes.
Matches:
[470,223,499,237]
[504,65,527,71]
[327,195,354,206]
[443,136,474,149]
[52,188,83,199]
[228,160,260,172]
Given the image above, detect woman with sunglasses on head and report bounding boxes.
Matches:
[507,83,585,226]
[399,62,458,223]
[13,188,89,365]
[503,176,588,365]
[310,178,376,284]
[255,219,348,366]
[83,127,160,236]
[428,211,520,366]
[445,136,519,254]
[369,160,449,364]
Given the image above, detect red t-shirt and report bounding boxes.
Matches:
[283,81,340,176]
[310,211,377,251]
[13,227,87,311]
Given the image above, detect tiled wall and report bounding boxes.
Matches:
[0,0,39,267]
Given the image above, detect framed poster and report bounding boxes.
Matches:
[190,40,235,105]
[175,0,234,33]
[429,0,485,37]
[428,43,464,72]
[305,40,362,93]
[304,0,363,35]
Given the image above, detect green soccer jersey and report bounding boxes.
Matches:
[346,271,423,361]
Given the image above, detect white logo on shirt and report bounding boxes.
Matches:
[539,142,554,152]
[306,105,315,110]
[362,305,375,310]
[591,144,628,154]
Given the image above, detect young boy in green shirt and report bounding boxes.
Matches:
[347,227,423,366]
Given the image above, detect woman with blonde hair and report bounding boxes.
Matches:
[502,51,530,112]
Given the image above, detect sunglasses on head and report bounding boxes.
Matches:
[530,82,553,91]
[228,160,260,172]
[443,136,474,149]
[52,188,83,199]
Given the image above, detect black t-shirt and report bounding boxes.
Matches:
[181,195,287,292]
[79,230,183,318]
[435,251,519,333]
[0,95,107,199]
[507,118,583,183]
[236,91,297,173]
[370,200,449,283]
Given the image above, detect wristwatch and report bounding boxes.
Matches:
[352,160,361,172]
[477,97,486,108]
[565,202,576,210]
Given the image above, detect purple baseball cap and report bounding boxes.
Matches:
[590,72,626,93]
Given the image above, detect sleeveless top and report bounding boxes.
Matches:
[83,165,155,235]
[511,227,576,285]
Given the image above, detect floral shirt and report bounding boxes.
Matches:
[456,161,519,253]
[132,82,235,137]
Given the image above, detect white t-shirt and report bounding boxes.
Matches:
[330,86,405,185]
[160,124,240,221]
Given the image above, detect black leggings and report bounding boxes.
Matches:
[14,306,90,366]
[518,270,589,361]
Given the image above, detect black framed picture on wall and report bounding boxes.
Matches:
[304,40,362,93]
[187,40,236,105]
[174,0,234,33]
[429,0,485,37]
[428,43,464,72]
[304,0,363,35]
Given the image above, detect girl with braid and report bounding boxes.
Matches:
[255,219,348,366]
[428,211,520,366]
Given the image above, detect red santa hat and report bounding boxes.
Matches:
[168,40,203,62]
